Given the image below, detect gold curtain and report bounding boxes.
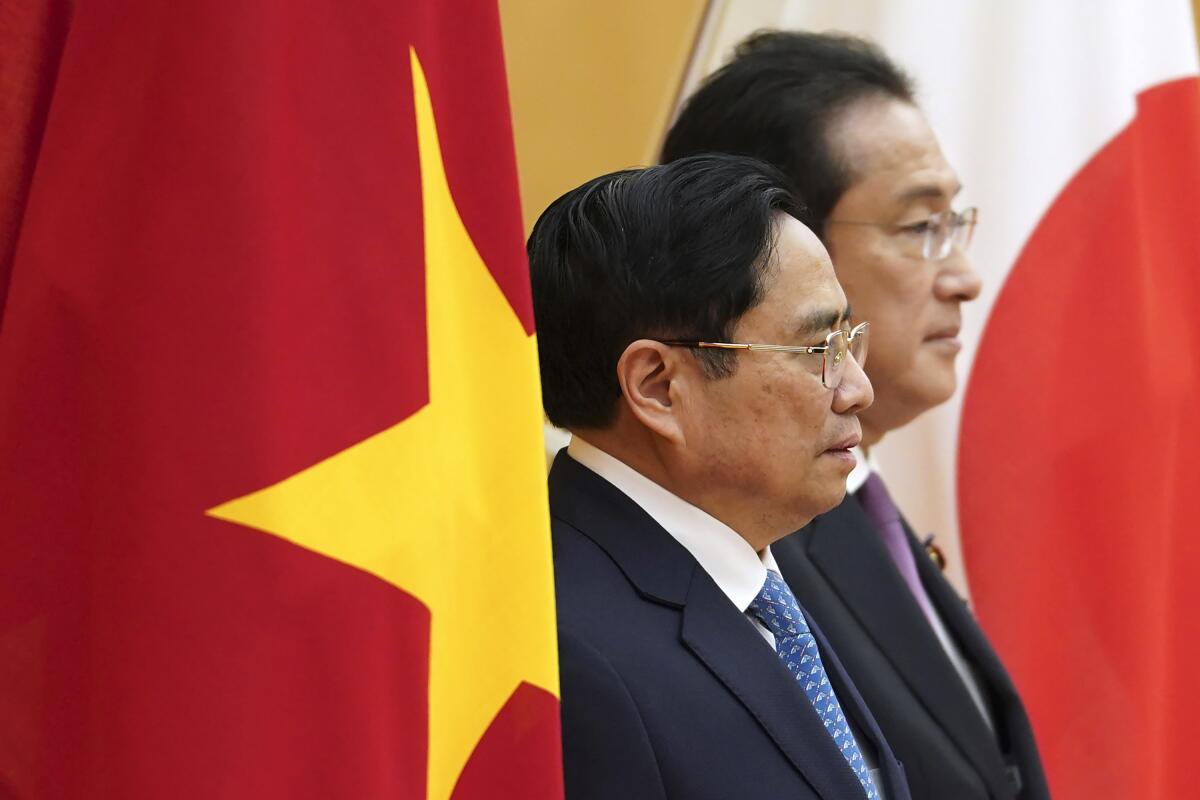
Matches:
[499,0,709,234]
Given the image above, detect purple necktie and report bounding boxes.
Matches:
[856,472,939,630]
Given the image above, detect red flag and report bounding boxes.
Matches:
[0,1,561,798]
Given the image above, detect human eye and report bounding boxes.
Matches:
[898,219,933,235]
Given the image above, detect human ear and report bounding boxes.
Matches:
[615,339,687,445]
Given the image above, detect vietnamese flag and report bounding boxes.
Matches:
[0,1,561,798]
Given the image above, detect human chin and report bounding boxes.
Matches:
[803,473,850,519]
[910,356,958,409]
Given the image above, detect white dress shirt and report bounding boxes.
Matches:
[566,436,885,793]
[567,436,781,644]
[849,447,996,733]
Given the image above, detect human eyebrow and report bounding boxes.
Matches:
[895,182,963,204]
[796,304,853,338]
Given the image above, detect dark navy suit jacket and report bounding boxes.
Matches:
[773,493,1050,800]
[550,452,912,800]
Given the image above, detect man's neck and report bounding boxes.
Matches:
[568,428,790,553]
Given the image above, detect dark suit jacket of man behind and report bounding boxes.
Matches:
[774,490,1049,799]
[551,453,908,800]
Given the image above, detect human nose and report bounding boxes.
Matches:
[934,248,982,303]
[833,351,873,414]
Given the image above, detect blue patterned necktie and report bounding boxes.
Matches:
[748,570,878,799]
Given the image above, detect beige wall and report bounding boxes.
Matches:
[499,0,708,234]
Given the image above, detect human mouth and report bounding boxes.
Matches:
[822,432,861,465]
[924,325,962,352]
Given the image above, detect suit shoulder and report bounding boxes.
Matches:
[552,514,649,607]
[549,515,679,666]
[551,514,623,585]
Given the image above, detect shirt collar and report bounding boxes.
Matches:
[845,445,876,495]
[566,436,771,613]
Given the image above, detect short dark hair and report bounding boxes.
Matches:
[529,154,803,430]
[660,30,915,234]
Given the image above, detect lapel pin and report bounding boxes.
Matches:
[922,534,948,572]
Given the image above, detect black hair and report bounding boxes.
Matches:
[529,153,803,430]
[660,30,915,234]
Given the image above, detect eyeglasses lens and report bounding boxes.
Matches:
[850,325,868,369]
[955,208,977,252]
[924,209,977,260]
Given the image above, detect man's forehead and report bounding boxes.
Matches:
[833,97,958,199]
[748,222,845,336]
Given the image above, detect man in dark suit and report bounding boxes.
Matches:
[528,154,908,799]
[661,31,1050,800]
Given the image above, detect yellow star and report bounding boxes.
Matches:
[208,48,558,800]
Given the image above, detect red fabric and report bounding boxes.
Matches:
[0,0,73,320]
[960,77,1200,800]
[451,683,563,800]
[0,1,557,797]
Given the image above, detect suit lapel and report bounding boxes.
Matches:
[806,497,1011,797]
[911,531,1049,796]
[681,573,867,800]
[908,528,1015,699]
[909,529,1016,703]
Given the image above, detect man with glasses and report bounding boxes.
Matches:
[662,32,1049,800]
[530,154,910,799]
